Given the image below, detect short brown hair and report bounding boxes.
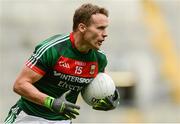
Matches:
[73,3,109,31]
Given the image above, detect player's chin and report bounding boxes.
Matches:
[93,46,100,50]
[93,44,101,50]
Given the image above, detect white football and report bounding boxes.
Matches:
[81,73,116,106]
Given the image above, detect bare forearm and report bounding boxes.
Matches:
[13,81,48,106]
[13,66,49,106]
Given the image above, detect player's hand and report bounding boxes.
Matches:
[92,89,120,111]
[44,90,80,119]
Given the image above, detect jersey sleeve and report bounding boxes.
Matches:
[25,42,59,75]
[97,51,108,72]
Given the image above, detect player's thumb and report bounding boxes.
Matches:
[63,90,71,98]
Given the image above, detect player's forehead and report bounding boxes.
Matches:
[90,13,109,27]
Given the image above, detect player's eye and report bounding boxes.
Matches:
[97,27,105,30]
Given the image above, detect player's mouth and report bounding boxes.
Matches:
[98,42,102,46]
[97,40,104,46]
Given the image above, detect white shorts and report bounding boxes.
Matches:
[14,111,71,124]
[4,104,71,124]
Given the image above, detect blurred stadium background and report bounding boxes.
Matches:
[0,0,180,123]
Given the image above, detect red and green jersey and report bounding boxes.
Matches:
[16,33,107,120]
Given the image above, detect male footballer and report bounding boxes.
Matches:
[4,3,119,123]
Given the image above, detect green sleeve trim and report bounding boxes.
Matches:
[44,96,54,109]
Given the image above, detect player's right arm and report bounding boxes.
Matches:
[13,35,60,106]
[13,65,80,119]
[13,65,47,106]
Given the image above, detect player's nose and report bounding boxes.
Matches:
[102,30,108,38]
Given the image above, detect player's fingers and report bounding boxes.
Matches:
[103,97,114,105]
[98,98,112,106]
[93,101,106,108]
[64,112,76,119]
[63,90,71,97]
[92,105,109,111]
[66,102,80,110]
[65,106,79,115]
[95,98,114,109]
[64,113,71,119]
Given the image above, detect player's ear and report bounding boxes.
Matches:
[78,23,87,33]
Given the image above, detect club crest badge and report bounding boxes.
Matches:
[90,64,96,75]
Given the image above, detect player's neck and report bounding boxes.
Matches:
[72,32,91,53]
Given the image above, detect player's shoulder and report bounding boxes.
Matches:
[35,34,70,50]
[95,49,106,56]
[93,49,107,72]
[94,49,107,61]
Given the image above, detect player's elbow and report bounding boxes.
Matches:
[13,81,19,94]
[13,79,24,94]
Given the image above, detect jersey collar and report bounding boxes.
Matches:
[70,32,75,48]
